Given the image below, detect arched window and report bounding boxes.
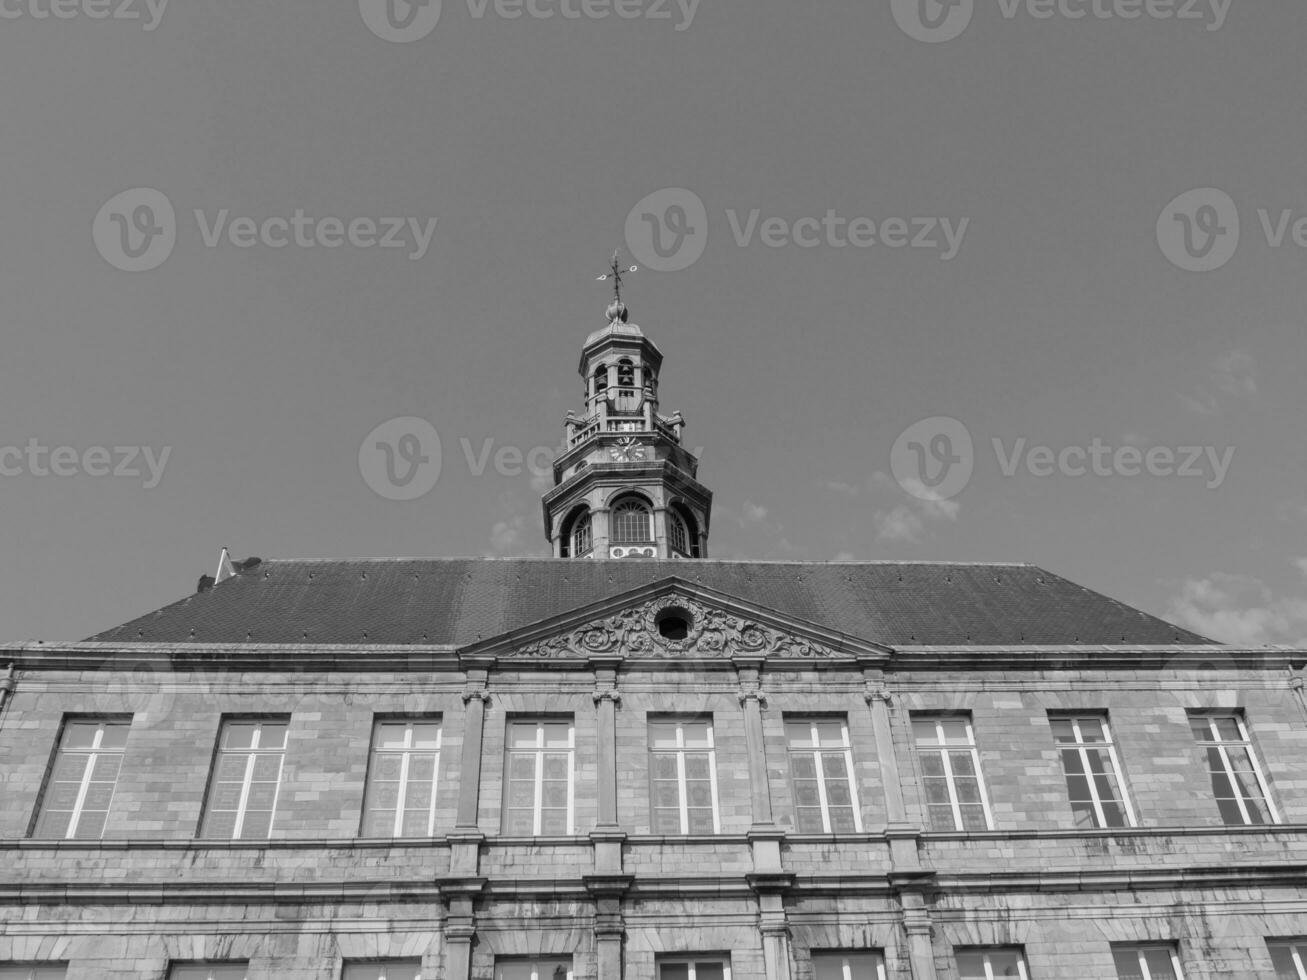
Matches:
[611,498,653,544]
[668,505,700,557]
[643,370,657,394]
[617,360,635,387]
[593,365,608,395]
[560,508,592,558]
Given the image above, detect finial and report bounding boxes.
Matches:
[596,250,637,323]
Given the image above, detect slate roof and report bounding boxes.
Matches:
[87,559,1212,647]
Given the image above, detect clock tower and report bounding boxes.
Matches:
[541,277,712,559]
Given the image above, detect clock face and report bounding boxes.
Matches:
[609,437,646,462]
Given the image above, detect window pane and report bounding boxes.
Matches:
[169,965,249,980]
[1268,942,1307,980]
[343,963,423,980]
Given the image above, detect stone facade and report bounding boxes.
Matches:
[2,588,1306,979]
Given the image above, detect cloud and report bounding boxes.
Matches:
[742,501,768,523]
[1166,564,1307,646]
[1181,349,1258,416]
[488,517,525,555]
[870,473,960,543]
[823,480,861,498]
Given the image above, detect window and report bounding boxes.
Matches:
[1112,945,1184,980]
[1189,713,1278,825]
[811,951,886,980]
[569,510,593,558]
[912,715,993,831]
[33,718,130,840]
[668,506,700,558]
[617,359,635,387]
[0,967,67,980]
[200,718,288,840]
[786,718,862,833]
[649,717,720,834]
[1269,940,1307,980]
[503,719,574,835]
[362,718,442,837]
[168,965,248,980]
[1049,714,1136,829]
[657,958,730,980]
[611,498,653,543]
[343,961,423,980]
[494,960,572,980]
[956,949,1028,979]
[593,365,608,394]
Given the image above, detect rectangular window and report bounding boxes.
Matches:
[342,961,423,980]
[493,959,573,980]
[649,717,720,835]
[503,719,574,836]
[33,718,130,840]
[785,717,862,833]
[200,718,288,840]
[1049,714,1136,829]
[168,965,249,980]
[956,949,1028,980]
[0,967,68,980]
[1269,940,1307,980]
[362,718,442,837]
[811,951,886,980]
[657,958,730,980]
[1189,713,1279,825]
[1112,945,1184,980]
[912,715,993,831]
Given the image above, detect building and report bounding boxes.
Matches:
[3,293,1307,980]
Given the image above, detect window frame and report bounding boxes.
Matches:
[341,960,424,980]
[648,717,722,835]
[492,958,574,980]
[955,948,1030,980]
[611,497,654,544]
[502,718,576,836]
[166,964,250,980]
[911,714,994,832]
[1111,943,1185,980]
[810,950,887,980]
[655,956,732,980]
[1049,713,1137,829]
[785,717,863,834]
[0,966,69,980]
[1268,939,1307,980]
[361,717,443,838]
[33,716,131,840]
[200,717,289,840]
[1189,712,1280,826]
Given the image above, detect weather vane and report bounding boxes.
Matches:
[596,250,638,303]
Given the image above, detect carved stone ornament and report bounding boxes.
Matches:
[509,595,838,660]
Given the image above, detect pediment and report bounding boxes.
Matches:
[463,579,891,663]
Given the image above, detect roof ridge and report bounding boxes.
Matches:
[247,557,1040,567]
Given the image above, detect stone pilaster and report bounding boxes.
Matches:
[1290,666,1307,725]
[735,656,784,874]
[863,665,921,871]
[748,874,796,980]
[437,878,486,980]
[452,663,491,875]
[591,656,626,874]
[585,874,633,980]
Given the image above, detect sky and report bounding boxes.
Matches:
[0,0,1304,646]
